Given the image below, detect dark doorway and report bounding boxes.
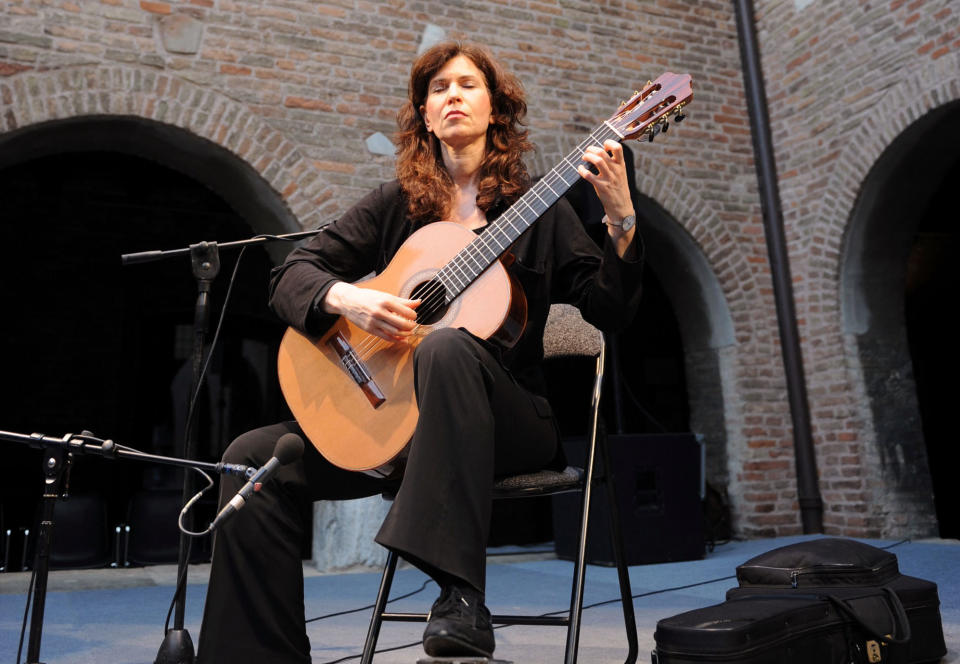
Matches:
[843,100,960,540]
[905,157,960,540]
[0,151,290,563]
[563,153,690,437]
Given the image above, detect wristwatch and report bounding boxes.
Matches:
[602,213,636,232]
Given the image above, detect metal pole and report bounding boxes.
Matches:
[732,0,824,533]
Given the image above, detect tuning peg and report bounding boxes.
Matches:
[661,121,669,133]
[652,123,663,137]
[675,112,686,123]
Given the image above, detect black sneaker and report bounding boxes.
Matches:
[423,585,495,658]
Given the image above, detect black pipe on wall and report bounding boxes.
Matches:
[732,0,824,533]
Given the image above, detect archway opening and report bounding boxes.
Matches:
[841,100,960,539]
[905,153,960,539]
[0,136,294,563]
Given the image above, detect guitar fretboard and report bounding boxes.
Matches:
[435,122,622,302]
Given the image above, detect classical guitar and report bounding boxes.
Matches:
[278,72,693,475]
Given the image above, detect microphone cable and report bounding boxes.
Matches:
[306,578,435,624]
[313,573,739,664]
[311,538,914,664]
[161,242,250,638]
[161,228,328,638]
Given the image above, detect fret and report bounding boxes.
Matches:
[487,223,513,248]
[539,178,560,197]
[519,194,545,217]
[434,270,458,301]
[476,232,500,258]
[449,261,472,290]
[457,240,486,272]
[603,119,624,140]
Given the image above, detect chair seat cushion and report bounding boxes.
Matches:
[492,466,583,497]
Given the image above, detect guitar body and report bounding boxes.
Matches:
[277,221,527,474]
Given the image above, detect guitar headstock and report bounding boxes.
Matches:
[607,73,693,142]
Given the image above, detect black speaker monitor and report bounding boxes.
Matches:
[553,433,704,566]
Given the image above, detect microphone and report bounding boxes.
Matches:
[208,433,305,532]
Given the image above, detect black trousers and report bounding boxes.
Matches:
[197,328,559,663]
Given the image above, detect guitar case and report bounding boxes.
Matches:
[651,538,946,664]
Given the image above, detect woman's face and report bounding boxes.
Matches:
[419,55,493,151]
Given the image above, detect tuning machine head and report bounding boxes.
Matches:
[673,102,688,123]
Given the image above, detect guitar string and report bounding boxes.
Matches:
[346,116,631,365]
[403,126,615,321]
[344,91,684,364]
[346,126,617,366]
[346,116,626,365]
[359,79,674,343]
[347,154,587,363]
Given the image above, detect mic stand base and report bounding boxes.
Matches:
[155,628,195,664]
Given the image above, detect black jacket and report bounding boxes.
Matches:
[268,179,644,398]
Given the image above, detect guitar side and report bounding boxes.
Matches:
[277,222,516,473]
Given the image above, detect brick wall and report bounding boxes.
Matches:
[754,0,958,537]
[2,0,957,539]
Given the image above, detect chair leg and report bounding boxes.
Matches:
[564,471,592,664]
[360,549,399,664]
[598,435,639,664]
[564,420,606,664]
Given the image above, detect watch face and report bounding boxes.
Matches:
[620,214,636,232]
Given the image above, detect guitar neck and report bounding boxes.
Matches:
[435,121,622,302]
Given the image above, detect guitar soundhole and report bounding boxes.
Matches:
[411,278,449,325]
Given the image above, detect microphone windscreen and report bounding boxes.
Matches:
[274,433,305,466]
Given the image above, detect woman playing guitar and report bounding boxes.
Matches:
[197,41,644,663]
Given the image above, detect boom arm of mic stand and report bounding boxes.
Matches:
[120,229,324,265]
[2,430,253,477]
[0,429,256,664]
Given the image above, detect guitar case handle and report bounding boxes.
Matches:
[732,588,912,646]
[824,587,912,646]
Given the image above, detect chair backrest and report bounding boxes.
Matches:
[542,303,604,361]
[542,304,605,416]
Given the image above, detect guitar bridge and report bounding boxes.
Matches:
[326,332,386,408]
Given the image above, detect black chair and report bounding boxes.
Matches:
[360,303,639,664]
[126,488,211,565]
[44,493,112,569]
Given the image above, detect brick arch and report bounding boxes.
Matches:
[800,53,960,537]
[807,52,960,304]
[633,152,758,323]
[0,64,330,230]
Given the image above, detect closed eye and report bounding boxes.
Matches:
[429,77,482,94]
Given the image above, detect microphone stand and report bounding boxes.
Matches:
[121,229,321,664]
[0,429,255,664]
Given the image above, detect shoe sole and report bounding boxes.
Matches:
[423,633,494,659]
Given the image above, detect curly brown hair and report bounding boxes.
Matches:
[395,41,533,225]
